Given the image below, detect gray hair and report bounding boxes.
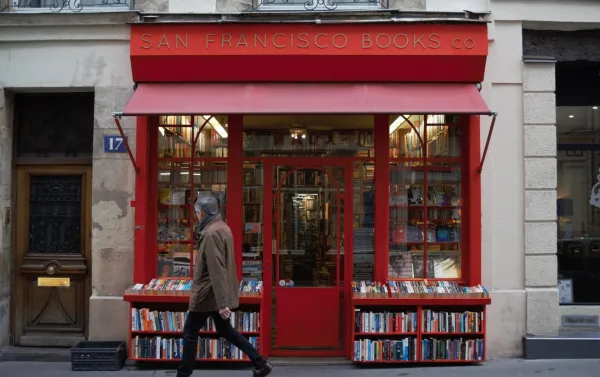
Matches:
[195,195,219,216]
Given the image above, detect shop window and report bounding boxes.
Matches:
[243,115,374,158]
[388,115,463,280]
[557,105,600,304]
[157,115,228,278]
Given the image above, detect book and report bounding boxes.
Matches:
[421,338,484,361]
[422,309,484,333]
[353,338,417,362]
[125,279,263,297]
[132,335,259,360]
[351,280,489,299]
[132,308,260,333]
[354,310,418,333]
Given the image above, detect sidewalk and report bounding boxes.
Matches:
[2,359,600,377]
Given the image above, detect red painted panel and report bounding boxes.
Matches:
[374,114,390,282]
[130,23,487,83]
[133,116,148,283]
[468,115,482,285]
[275,288,340,349]
[131,55,487,83]
[122,83,490,116]
[227,115,243,282]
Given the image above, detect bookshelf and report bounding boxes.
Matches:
[351,280,490,363]
[124,279,264,363]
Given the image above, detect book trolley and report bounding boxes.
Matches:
[123,279,264,363]
[350,281,490,364]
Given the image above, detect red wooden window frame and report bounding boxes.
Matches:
[133,114,482,288]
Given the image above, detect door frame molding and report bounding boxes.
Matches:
[262,158,354,357]
[12,164,92,345]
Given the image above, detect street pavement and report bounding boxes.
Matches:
[2,359,600,377]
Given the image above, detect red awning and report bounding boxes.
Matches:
[121,83,490,116]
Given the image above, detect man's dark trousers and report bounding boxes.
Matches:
[177,311,263,376]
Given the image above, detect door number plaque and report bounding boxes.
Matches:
[37,277,71,287]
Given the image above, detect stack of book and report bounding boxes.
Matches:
[125,279,263,297]
[351,280,489,299]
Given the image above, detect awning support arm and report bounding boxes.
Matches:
[112,112,140,174]
[477,112,498,174]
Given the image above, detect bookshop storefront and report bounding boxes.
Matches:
[118,18,494,360]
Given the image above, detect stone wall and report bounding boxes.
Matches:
[88,87,136,342]
[522,59,559,336]
[0,13,136,346]
[0,89,13,348]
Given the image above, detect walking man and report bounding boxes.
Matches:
[177,195,273,377]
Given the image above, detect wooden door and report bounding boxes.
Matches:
[13,165,92,346]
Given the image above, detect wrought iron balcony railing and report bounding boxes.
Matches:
[250,0,389,12]
[2,0,130,12]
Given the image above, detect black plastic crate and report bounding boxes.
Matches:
[71,341,127,371]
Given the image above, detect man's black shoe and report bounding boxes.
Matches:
[253,361,273,377]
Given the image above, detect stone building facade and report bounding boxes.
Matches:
[0,0,599,358]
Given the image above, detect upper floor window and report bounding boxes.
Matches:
[253,0,386,11]
[9,0,129,12]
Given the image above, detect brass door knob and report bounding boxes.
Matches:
[46,265,56,275]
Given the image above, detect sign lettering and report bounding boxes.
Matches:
[104,135,128,153]
[135,27,484,54]
[139,32,470,51]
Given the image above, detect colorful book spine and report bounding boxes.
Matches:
[132,336,259,360]
[422,310,483,333]
[353,338,418,362]
[132,309,260,333]
[421,338,484,361]
[354,310,418,333]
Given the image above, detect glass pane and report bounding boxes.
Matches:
[157,160,193,277]
[193,116,228,158]
[156,114,228,278]
[389,115,424,158]
[353,161,374,281]
[556,105,600,304]
[28,175,82,254]
[426,162,462,278]
[243,115,374,158]
[273,166,344,287]
[242,162,264,281]
[426,115,462,158]
[158,115,228,158]
[388,162,462,279]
